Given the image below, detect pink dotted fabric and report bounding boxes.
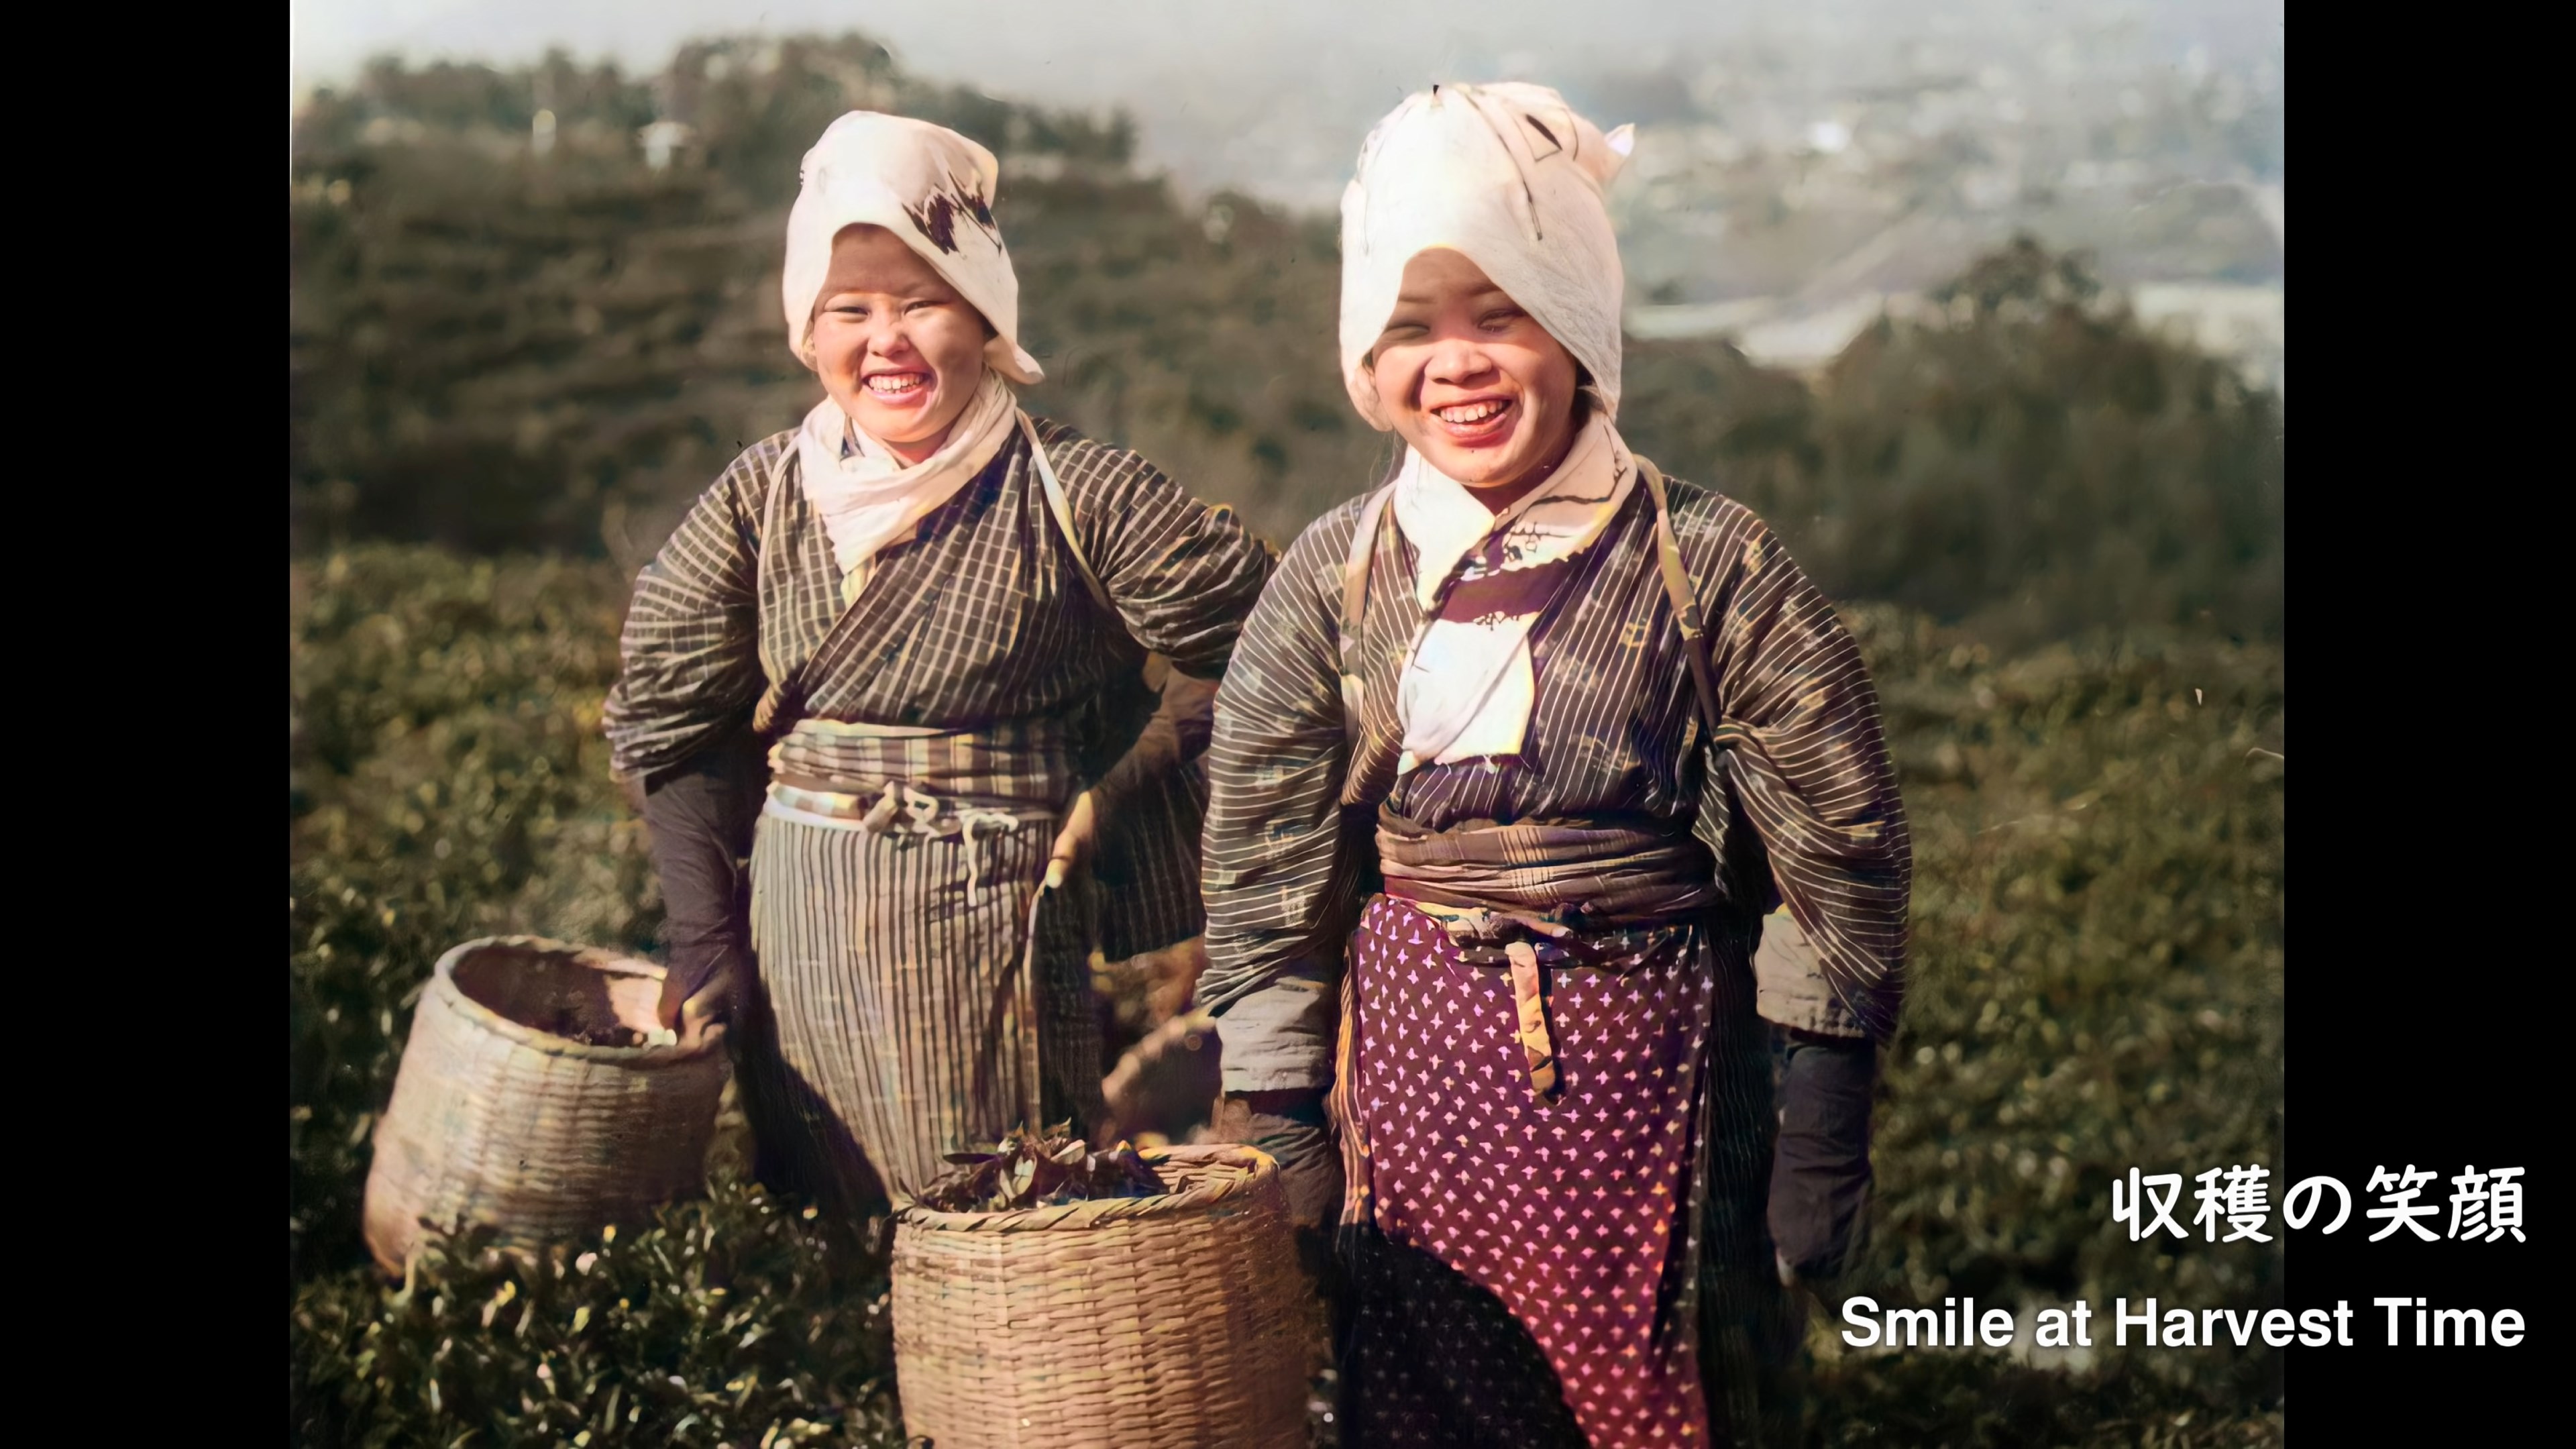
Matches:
[1344,894,1716,1446]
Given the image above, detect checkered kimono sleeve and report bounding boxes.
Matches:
[602,437,783,782]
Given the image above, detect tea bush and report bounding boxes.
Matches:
[290,547,655,1289]
[290,1180,906,1448]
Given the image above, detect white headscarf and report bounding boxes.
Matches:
[1337,83,1633,429]
[781,113,1040,604]
[784,111,1043,382]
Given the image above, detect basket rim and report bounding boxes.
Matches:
[429,934,729,1067]
[891,1142,1281,1233]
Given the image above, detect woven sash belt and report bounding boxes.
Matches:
[1373,808,1716,1105]
[764,717,1072,844]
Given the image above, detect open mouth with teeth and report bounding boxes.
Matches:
[1430,395,1517,441]
[863,370,934,404]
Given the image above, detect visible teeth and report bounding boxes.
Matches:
[867,374,927,394]
[1438,400,1506,424]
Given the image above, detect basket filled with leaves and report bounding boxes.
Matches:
[890,1124,1311,1449]
[361,936,730,1277]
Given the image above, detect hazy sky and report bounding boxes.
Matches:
[290,1,2284,208]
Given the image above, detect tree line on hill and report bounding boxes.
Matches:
[289,34,2281,646]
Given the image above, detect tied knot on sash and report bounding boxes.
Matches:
[762,718,1077,910]
[1373,810,1715,1106]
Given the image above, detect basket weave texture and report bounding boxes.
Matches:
[891,1143,1312,1449]
[362,936,730,1277]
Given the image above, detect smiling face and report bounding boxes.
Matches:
[807,223,992,464]
[1366,247,1584,497]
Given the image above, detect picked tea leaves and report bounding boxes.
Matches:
[916,1122,1167,1212]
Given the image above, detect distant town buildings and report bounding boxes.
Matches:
[1589,16,2284,391]
[639,120,696,172]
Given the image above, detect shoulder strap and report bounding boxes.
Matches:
[1019,411,1117,616]
[1337,480,1399,751]
[1635,455,1740,751]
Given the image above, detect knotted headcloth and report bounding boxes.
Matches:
[1338,83,1634,428]
[783,111,1044,384]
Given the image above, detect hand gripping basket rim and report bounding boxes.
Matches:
[428,934,729,1067]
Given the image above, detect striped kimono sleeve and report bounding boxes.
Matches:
[1038,423,1281,961]
[603,440,779,783]
[1676,484,1913,1042]
[1197,502,1364,1093]
[1039,421,1277,680]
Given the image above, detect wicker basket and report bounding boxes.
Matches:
[362,936,731,1278]
[891,1143,1313,1449]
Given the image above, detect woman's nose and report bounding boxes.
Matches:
[1424,333,1495,384]
[865,323,918,360]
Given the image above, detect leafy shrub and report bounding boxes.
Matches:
[290,547,656,1287]
[1830,606,2285,1408]
[290,1179,906,1448]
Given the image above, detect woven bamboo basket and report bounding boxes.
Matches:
[890,1143,1312,1449]
[362,936,731,1278]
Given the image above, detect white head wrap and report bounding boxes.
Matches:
[782,111,1044,384]
[1337,83,1633,429]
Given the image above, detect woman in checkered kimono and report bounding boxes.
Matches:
[1199,85,1911,1446]
[603,113,1272,1212]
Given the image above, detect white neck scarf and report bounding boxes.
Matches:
[793,370,1020,606]
[1393,413,1638,773]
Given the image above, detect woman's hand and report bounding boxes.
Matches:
[1045,789,1103,890]
[1212,1089,1344,1232]
[656,957,738,1052]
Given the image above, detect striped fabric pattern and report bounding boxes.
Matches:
[1200,470,1911,1074]
[606,416,1275,963]
[767,715,1076,806]
[739,808,1104,1205]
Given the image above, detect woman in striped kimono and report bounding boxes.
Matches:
[604,112,1273,1212]
[1199,84,1911,1446]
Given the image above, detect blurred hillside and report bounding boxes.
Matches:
[288,31,2281,645]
